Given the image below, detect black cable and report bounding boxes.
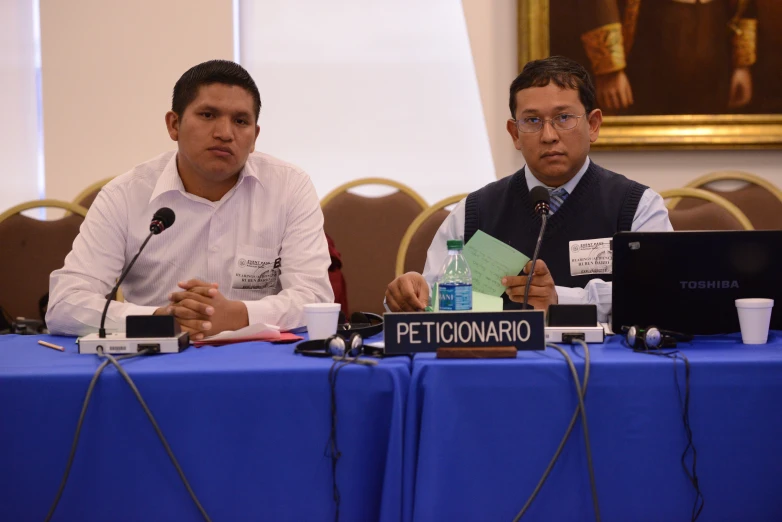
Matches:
[513,340,600,522]
[326,356,355,522]
[100,349,212,522]
[99,232,153,337]
[631,344,703,521]
[45,352,141,522]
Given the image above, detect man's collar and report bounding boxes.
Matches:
[525,156,590,194]
[148,152,261,205]
[148,153,185,205]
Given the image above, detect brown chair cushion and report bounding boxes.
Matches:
[676,185,782,230]
[0,213,84,319]
[323,191,424,315]
[668,202,746,231]
[403,209,450,274]
[76,188,101,209]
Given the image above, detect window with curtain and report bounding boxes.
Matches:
[1,0,43,213]
[236,0,495,203]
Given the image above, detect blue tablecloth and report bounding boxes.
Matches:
[403,332,782,522]
[0,334,410,522]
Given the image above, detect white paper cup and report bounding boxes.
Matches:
[735,298,774,345]
[303,303,341,340]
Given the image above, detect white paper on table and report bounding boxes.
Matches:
[203,323,281,342]
[600,322,615,336]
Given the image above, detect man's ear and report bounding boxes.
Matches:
[165,111,180,142]
[251,124,260,152]
[506,119,523,151]
[587,109,603,143]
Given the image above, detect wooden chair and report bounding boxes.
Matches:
[72,176,115,209]
[660,188,753,231]
[321,178,427,315]
[395,194,467,277]
[674,171,782,230]
[0,200,88,320]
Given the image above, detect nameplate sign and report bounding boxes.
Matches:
[383,310,545,354]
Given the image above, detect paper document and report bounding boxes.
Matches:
[464,230,530,296]
[200,323,280,342]
[472,291,504,311]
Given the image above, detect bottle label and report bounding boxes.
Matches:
[439,283,472,311]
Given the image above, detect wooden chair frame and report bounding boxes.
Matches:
[395,194,467,277]
[660,188,754,230]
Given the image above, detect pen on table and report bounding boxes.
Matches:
[38,340,65,352]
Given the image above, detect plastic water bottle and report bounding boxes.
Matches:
[437,239,472,311]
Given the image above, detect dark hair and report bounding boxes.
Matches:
[508,56,596,118]
[172,60,261,122]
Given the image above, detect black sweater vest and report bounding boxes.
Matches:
[464,162,647,309]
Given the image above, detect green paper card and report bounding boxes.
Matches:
[464,230,530,297]
[472,291,504,311]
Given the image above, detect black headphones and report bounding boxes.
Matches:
[623,325,693,350]
[294,312,384,358]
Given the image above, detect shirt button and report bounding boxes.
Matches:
[210,246,219,252]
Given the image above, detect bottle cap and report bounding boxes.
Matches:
[446,239,463,250]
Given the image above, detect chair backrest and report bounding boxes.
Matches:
[321,178,427,315]
[72,177,115,209]
[660,188,754,231]
[676,171,782,230]
[395,194,467,277]
[0,200,88,320]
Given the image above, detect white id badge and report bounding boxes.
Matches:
[232,246,281,290]
[569,238,612,276]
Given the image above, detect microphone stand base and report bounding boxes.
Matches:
[77,332,190,355]
[544,325,605,344]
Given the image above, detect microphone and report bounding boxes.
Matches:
[98,208,176,338]
[149,207,175,234]
[530,186,550,216]
[522,187,551,310]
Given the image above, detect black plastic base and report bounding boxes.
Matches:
[126,315,181,338]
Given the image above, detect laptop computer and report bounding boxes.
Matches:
[612,230,782,335]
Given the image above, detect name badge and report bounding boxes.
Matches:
[232,252,281,290]
[569,238,612,276]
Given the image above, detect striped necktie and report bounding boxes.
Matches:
[548,187,569,214]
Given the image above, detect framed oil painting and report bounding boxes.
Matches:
[518,0,782,149]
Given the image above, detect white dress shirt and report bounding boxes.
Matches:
[421,157,673,322]
[47,151,334,336]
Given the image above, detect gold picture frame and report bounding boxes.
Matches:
[517,0,782,150]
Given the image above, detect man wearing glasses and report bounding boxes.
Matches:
[385,56,672,320]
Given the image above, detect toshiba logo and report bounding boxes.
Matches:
[679,280,739,290]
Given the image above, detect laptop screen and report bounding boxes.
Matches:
[612,230,782,335]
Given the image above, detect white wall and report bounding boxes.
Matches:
[590,150,782,190]
[40,0,233,202]
[1,0,41,211]
[462,0,524,179]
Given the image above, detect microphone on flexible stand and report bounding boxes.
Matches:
[522,186,551,310]
[98,208,176,338]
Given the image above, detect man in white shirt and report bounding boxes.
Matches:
[47,60,333,338]
[385,56,672,321]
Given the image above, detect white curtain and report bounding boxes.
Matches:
[237,0,495,203]
[0,0,43,212]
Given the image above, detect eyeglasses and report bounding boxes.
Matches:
[514,113,587,133]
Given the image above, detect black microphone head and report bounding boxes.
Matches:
[150,207,175,234]
[529,186,551,215]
